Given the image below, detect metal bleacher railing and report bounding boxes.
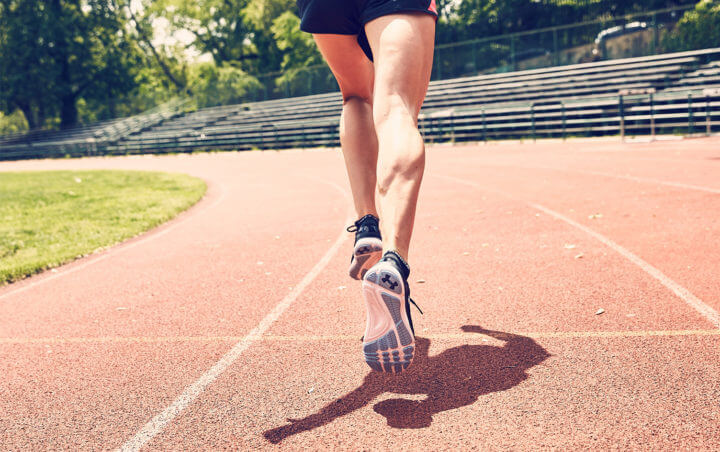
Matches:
[97,48,720,155]
[2,49,719,160]
[0,98,189,160]
[2,4,720,160]
[420,86,720,144]
[250,4,700,102]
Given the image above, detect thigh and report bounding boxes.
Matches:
[364,13,435,118]
[313,34,375,101]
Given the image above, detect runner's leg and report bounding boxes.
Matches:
[313,35,378,218]
[364,13,435,260]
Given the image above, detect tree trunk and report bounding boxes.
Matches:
[60,95,78,129]
[37,102,47,129]
[108,95,116,119]
[50,0,76,129]
[18,104,37,130]
[125,3,190,95]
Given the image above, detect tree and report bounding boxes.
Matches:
[0,110,28,135]
[148,0,300,74]
[0,1,57,129]
[439,0,685,43]
[268,11,329,97]
[665,0,720,51]
[187,62,261,108]
[121,0,188,94]
[241,0,296,73]
[148,0,256,66]
[0,0,142,129]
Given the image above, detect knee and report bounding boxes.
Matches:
[339,94,373,140]
[373,93,419,130]
[342,93,372,106]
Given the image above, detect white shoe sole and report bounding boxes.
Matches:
[348,237,382,280]
[361,262,415,373]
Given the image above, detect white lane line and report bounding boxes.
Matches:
[461,161,720,195]
[524,165,720,195]
[118,180,352,451]
[4,329,720,345]
[438,174,720,329]
[572,169,720,195]
[0,182,227,302]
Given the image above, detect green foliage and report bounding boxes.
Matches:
[272,11,320,70]
[440,0,685,43]
[0,0,143,129]
[148,0,299,74]
[188,62,262,108]
[0,0,705,132]
[665,0,720,51]
[148,0,255,65]
[0,110,29,135]
[270,11,325,93]
[119,65,181,116]
[242,0,296,73]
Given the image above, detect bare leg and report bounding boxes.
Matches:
[364,13,435,260]
[313,35,379,218]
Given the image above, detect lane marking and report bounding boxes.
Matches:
[517,164,720,195]
[568,169,720,195]
[438,174,720,329]
[3,329,720,345]
[447,161,720,195]
[0,182,227,302]
[118,180,352,451]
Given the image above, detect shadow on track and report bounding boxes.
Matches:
[264,325,549,443]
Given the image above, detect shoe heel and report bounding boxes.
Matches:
[348,239,382,280]
[362,269,415,373]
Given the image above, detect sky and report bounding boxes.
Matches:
[130,0,213,63]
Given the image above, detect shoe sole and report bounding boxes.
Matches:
[348,237,382,280]
[361,263,415,373]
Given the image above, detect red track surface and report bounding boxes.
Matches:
[1,137,719,450]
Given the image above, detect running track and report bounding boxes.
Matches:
[1,137,719,450]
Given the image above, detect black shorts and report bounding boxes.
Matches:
[297,0,438,61]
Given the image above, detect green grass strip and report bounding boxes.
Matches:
[0,170,207,285]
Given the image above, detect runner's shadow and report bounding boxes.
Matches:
[264,325,549,443]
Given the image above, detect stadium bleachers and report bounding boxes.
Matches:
[0,99,188,160]
[0,117,125,147]
[2,49,720,160]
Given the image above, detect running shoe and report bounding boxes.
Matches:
[346,214,382,280]
[361,251,422,373]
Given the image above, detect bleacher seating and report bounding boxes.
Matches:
[3,48,720,160]
[663,61,720,91]
[0,99,188,160]
[0,117,124,147]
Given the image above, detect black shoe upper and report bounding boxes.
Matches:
[346,214,381,244]
[381,250,410,280]
[381,250,422,335]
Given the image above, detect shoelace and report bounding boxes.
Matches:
[408,297,423,315]
[347,215,378,234]
[405,282,423,316]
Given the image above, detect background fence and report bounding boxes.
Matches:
[243,4,698,103]
[3,4,719,160]
[3,86,716,161]
[419,88,720,145]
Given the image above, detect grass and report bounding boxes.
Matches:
[0,170,206,285]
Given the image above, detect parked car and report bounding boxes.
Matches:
[592,21,650,59]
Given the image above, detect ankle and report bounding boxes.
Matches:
[356,213,379,223]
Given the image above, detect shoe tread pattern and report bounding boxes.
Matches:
[362,268,415,373]
[348,238,382,280]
